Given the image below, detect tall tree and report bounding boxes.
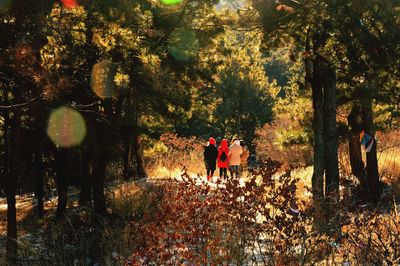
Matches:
[197,23,274,147]
[251,1,340,231]
[0,0,53,259]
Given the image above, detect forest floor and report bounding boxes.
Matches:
[0,174,243,262]
[1,166,399,265]
[0,172,258,233]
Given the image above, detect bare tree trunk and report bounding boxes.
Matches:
[132,118,146,179]
[123,129,134,180]
[79,166,92,206]
[311,56,325,205]
[323,62,339,199]
[32,109,45,217]
[55,149,69,220]
[2,87,23,261]
[33,142,45,218]
[92,99,112,216]
[79,146,92,206]
[93,153,107,216]
[4,106,18,262]
[322,61,340,235]
[347,105,366,185]
[362,96,379,203]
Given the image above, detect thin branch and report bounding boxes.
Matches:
[74,102,100,109]
[0,98,38,110]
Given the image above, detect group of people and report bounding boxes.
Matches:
[203,137,250,181]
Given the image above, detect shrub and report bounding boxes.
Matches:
[126,160,324,265]
[255,119,313,169]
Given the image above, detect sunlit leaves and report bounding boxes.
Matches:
[196,18,274,142]
[40,36,67,70]
[40,4,87,69]
[92,28,117,53]
[133,4,154,30]
[114,71,130,88]
[139,48,161,74]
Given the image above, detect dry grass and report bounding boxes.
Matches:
[144,133,205,178]
[291,166,313,203]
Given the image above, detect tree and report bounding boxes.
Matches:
[250,0,340,233]
[0,0,53,260]
[252,0,400,207]
[332,0,400,203]
[38,0,222,216]
[197,21,274,147]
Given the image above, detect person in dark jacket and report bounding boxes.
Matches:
[204,137,218,181]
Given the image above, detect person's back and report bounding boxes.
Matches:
[229,139,242,178]
[217,139,229,179]
[229,140,243,166]
[240,140,249,168]
[204,145,218,161]
[204,137,218,181]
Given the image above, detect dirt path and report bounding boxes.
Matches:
[0,175,218,234]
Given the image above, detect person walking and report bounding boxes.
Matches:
[203,137,218,181]
[217,139,229,180]
[229,138,243,179]
[240,140,250,174]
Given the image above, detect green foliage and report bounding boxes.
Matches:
[192,20,275,145]
[252,0,400,131]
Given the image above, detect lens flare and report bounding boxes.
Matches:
[0,0,12,14]
[167,28,199,62]
[47,106,87,148]
[160,0,183,5]
[61,0,78,9]
[91,60,117,99]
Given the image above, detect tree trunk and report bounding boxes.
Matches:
[323,62,339,200]
[33,145,45,218]
[93,153,107,216]
[362,96,380,203]
[4,106,18,262]
[32,116,45,218]
[123,130,134,180]
[311,56,325,205]
[347,105,366,185]
[322,61,340,235]
[92,99,112,216]
[132,121,146,179]
[79,169,92,206]
[79,149,92,206]
[55,149,69,219]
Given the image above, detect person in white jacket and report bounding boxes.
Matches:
[229,138,243,179]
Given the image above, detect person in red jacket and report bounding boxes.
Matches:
[217,139,229,180]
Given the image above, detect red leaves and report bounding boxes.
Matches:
[126,159,317,264]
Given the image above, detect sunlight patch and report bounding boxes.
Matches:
[47,106,87,148]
